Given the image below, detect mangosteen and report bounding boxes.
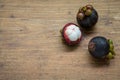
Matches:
[60,23,82,45]
[88,36,115,59]
[76,5,98,30]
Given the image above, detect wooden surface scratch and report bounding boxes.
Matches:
[0,0,120,80]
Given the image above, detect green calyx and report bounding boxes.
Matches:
[106,39,115,59]
[108,39,113,44]
[85,9,92,16]
[78,5,93,20]
[82,7,87,12]
[78,12,84,20]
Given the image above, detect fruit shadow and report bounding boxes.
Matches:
[80,25,97,35]
[87,51,110,67]
[61,40,80,52]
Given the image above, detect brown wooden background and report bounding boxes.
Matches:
[0,0,120,80]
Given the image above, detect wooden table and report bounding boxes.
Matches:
[0,0,120,80]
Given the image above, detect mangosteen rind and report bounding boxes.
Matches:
[88,36,110,59]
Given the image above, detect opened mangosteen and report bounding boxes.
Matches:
[76,5,98,30]
[88,36,115,59]
[60,23,82,45]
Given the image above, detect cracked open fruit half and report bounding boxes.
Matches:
[60,23,82,45]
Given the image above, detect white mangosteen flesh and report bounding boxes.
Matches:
[65,24,81,41]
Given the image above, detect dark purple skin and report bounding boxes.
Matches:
[77,9,98,29]
[88,36,110,59]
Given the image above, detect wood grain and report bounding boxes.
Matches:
[0,0,120,80]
